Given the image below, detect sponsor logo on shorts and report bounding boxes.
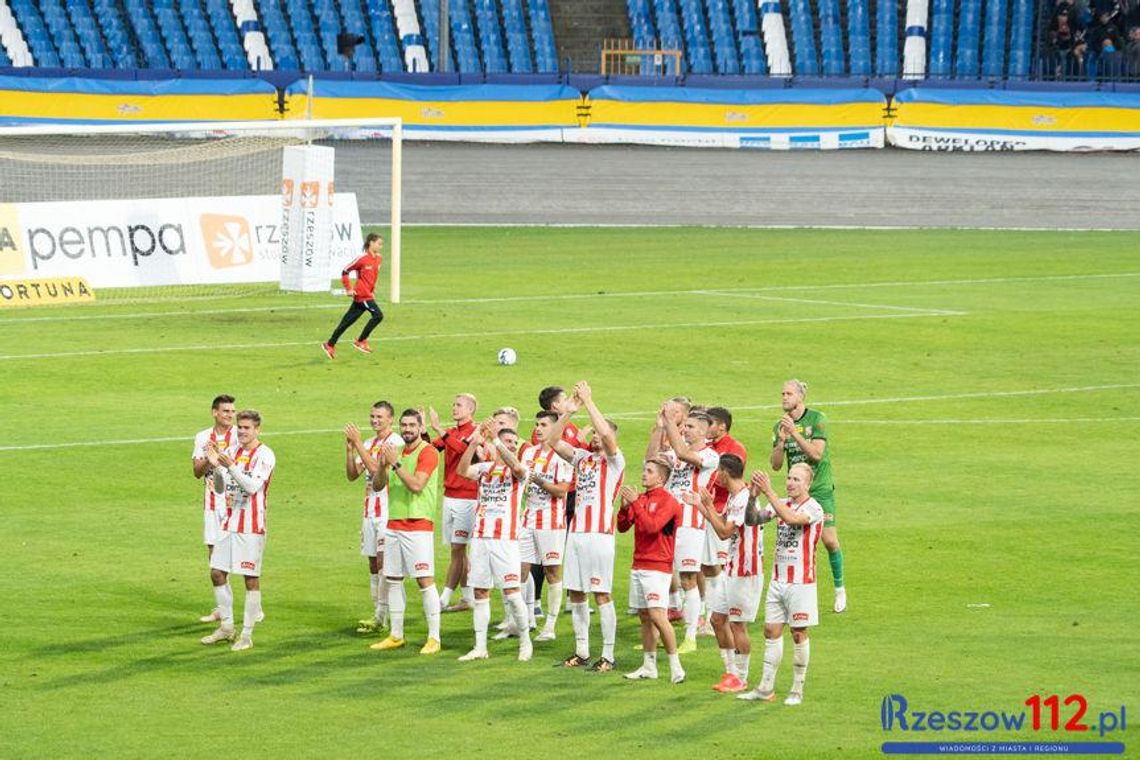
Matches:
[240,561,256,570]
[590,576,602,586]
[646,592,661,601]
[545,551,560,561]
[415,562,429,571]
[505,573,519,582]
[793,612,810,622]
[729,607,743,616]
[681,558,698,568]
[455,530,469,538]
[717,551,729,561]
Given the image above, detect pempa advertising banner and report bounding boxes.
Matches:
[0,193,363,289]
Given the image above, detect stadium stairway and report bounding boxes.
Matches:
[548,0,628,72]
[0,1,33,66]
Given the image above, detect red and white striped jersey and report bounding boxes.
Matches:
[220,443,276,536]
[568,448,626,535]
[765,497,825,584]
[520,445,573,530]
[193,426,235,513]
[470,461,529,540]
[357,432,404,519]
[665,446,719,529]
[724,488,763,578]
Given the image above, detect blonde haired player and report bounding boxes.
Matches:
[738,464,824,705]
[455,422,534,662]
[201,410,276,652]
[192,394,236,624]
[345,401,404,633]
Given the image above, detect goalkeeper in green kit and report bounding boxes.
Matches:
[770,379,846,613]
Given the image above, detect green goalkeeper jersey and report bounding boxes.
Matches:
[772,407,834,499]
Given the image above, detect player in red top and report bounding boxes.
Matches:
[700,406,748,635]
[617,457,686,685]
[321,233,385,359]
[428,393,479,613]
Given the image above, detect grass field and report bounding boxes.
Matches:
[1,226,1137,759]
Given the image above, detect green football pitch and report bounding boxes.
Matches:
[1,226,1136,759]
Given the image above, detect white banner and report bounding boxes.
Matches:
[281,145,336,292]
[888,127,1140,152]
[0,194,363,288]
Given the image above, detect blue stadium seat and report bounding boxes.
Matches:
[678,0,714,74]
[0,46,10,67]
[928,0,954,77]
[91,0,139,67]
[1007,0,1033,78]
[875,0,898,75]
[787,0,819,74]
[500,0,534,73]
[447,0,482,73]
[705,0,740,74]
[653,0,686,72]
[816,0,844,74]
[9,1,62,68]
[981,0,1007,77]
[730,0,767,74]
[954,0,981,77]
[473,0,508,73]
[527,0,558,72]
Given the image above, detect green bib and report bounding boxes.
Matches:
[387,441,440,522]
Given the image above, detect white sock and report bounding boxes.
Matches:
[213,584,234,627]
[439,585,454,608]
[461,585,474,605]
[377,569,390,617]
[683,587,701,639]
[599,601,617,661]
[736,652,751,682]
[720,647,736,676]
[369,573,381,605]
[387,579,406,639]
[760,637,784,692]
[669,589,682,609]
[421,585,441,640]
[241,590,261,636]
[791,639,810,694]
[473,598,490,651]
[524,575,536,626]
[571,602,590,657]
[507,593,530,642]
[544,582,563,630]
[643,651,658,671]
[668,652,683,673]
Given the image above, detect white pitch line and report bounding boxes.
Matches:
[1,271,1132,324]
[4,383,1134,453]
[0,311,954,361]
[818,417,1140,425]
[697,290,964,316]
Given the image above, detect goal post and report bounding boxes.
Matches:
[0,117,404,304]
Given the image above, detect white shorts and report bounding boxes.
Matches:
[628,568,671,609]
[383,529,435,578]
[519,526,566,566]
[563,532,615,594]
[765,580,818,628]
[469,537,523,590]
[360,516,386,558]
[209,531,265,577]
[673,526,703,573]
[710,574,763,623]
[441,497,477,545]
[701,523,730,567]
[203,508,225,546]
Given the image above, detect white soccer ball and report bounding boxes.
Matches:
[497,347,517,366]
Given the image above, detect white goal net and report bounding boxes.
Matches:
[0,118,403,304]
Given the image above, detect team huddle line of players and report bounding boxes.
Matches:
[190,380,846,702]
